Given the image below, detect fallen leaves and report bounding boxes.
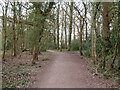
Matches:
[2,51,51,88]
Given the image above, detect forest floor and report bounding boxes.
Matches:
[2,50,119,88]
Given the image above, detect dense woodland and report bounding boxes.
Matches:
[0,1,120,88]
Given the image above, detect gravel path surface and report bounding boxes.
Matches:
[32,50,110,88]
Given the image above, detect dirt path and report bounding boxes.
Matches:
[32,50,110,88]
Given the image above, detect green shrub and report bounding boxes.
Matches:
[82,40,91,57]
[71,39,79,51]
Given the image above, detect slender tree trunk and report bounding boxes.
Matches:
[79,19,82,55]
[79,18,85,55]
[2,7,5,60]
[73,16,76,41]
[91,4,97,64]
[60,30,63,51]
[53,11,56,49]
[65,5,67,49]
[60,11,64,51]
[93,13,97,63]
[18,4,24,52]
[94,23,97,62]
[118,2,120,56]
[57,4,60,50]
[18,3,23,52]
[86,21,88,41]
[68,2,73,51]
[2,3,8,60]
[91,9,94,59]
[3,8,7,59]
[26,3,28,50]
[79,2,86,55]
[91,28,94,58]
[111,43,118,68]
[12,2,16,56]
[53,27,56,49]
[118,1,120,69]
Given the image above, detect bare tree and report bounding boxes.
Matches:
[2,2,9,60]
[68,2,73,51]
[12,2,17,56]
[57,4,60,50]
[64,4,68,49]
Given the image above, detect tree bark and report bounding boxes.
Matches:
[102,2,111,53]
[79,2,86,55]
[53,25,56,49]
[65,5,68,49]
[68,2,73,51]
[79,19,82,55]
[2,7,5,60]
[26,3,29,50]
[12,2,16,56]
[111,43,118,68]
[2,3,9,60]
[118,2,120,56]
[60,11,64,51]
[53,10,56,49]
[79,17,85,55]
[118,1,120,70]
[73,16,76,41]
[91,3,97,63]
[86,21,88,41]
[57,4,60,50]
[101,2,112,69]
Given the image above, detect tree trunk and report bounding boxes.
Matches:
[79,19,82,55]
[91,9,95,60]
[111,43,118,68]
[73,16,76,41]
[91,3,97,63]
[118,2,120,55]
[68,2,73,51]
[12,2,16,56]
[65,5,67,49]
[53,10,56,49]
[2,3,9,60]
[57,4,60,50]
[118,1,120,70]
[101,2,111,69]
[79,18,85,55]
[32,9,38,64]
[26,3,29,50]
[94,24,97,62]
[102,2,111,53]
[79,2,86,55]
[60,11,64,51]
[32,44,39,64]
[2,7,5,60]
[86,21,88,41]
[91,26,94,58]
[53,27,56,49]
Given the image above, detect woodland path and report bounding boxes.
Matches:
[32,50,110,88]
